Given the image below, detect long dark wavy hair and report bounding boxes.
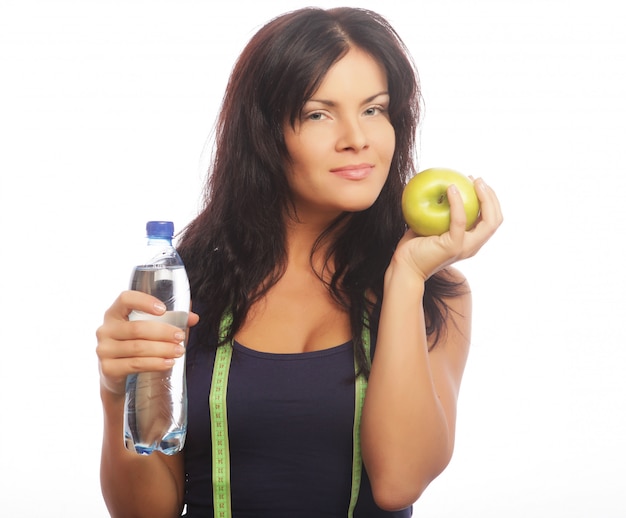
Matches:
[177,7,465,376]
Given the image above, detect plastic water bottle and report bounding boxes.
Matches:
[124,221,190,455]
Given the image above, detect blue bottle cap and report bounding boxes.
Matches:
[146,221,174,238]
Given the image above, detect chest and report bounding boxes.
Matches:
[182,313,413,517]
[234,268,352,353]
[226,343,356,456]
[184,341,358,511]
[186,341,357,454]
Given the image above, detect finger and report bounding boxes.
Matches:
[188,311,200,327]
[98,313,185,345]
[104,290,167,322]
[102,337,185,363]
[97,334,184,396]
[97,329,185,375]
[99,348,183,387]
[188,300,200,327]
[447,184,467,244]
[455,179,502,258]
[473,178,504,230]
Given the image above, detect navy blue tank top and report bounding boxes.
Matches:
[183,309,412,517]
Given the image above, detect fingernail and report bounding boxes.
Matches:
[154,302,166,313]
[174,331,186,341]
[449,184,458,194]
[174,345,185,356]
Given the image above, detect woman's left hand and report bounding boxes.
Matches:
[393,177,503,281]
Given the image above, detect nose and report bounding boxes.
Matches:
[336,118,369,152]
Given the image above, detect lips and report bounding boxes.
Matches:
[329,163,374,180]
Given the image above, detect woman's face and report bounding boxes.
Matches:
[283,47,395,223]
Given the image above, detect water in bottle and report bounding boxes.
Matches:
[124,221,190,455]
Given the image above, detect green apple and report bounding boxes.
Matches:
[401,167,480,236]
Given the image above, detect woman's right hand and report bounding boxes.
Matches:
[392,178,503,282]
[96,291,195,517]
[95,290,199,397]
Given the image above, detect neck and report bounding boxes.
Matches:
[283,210,347,273]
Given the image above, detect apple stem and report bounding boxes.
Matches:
[438,194,446,204]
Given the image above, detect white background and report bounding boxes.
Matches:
[1,0,624,516]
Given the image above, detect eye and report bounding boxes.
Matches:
[306,111,327,121]
[364,105,386,117]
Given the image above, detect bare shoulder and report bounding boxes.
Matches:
[444,265,466,282]
[428,267,472,385]
[426,266,474,451]
[439,266,472,320]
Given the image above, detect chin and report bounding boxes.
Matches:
[345,203,375,214]
[342,195,380,213]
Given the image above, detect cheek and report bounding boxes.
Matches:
[388,130,396,157]
[286,151,314,184]
[283,132,316,172]
[380,126,396,165]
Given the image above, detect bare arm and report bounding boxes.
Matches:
[96,291,199,518]
[361,265,470,510]
[361,178,502,510]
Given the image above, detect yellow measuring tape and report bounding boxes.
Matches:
[209,313,371,517]
[208,314,233,518]
[349,326,370,517]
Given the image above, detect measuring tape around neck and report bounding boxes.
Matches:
[208,313,371,518]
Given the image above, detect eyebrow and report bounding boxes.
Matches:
[306,91,390,107]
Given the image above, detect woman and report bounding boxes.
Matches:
[96,7,502,517]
